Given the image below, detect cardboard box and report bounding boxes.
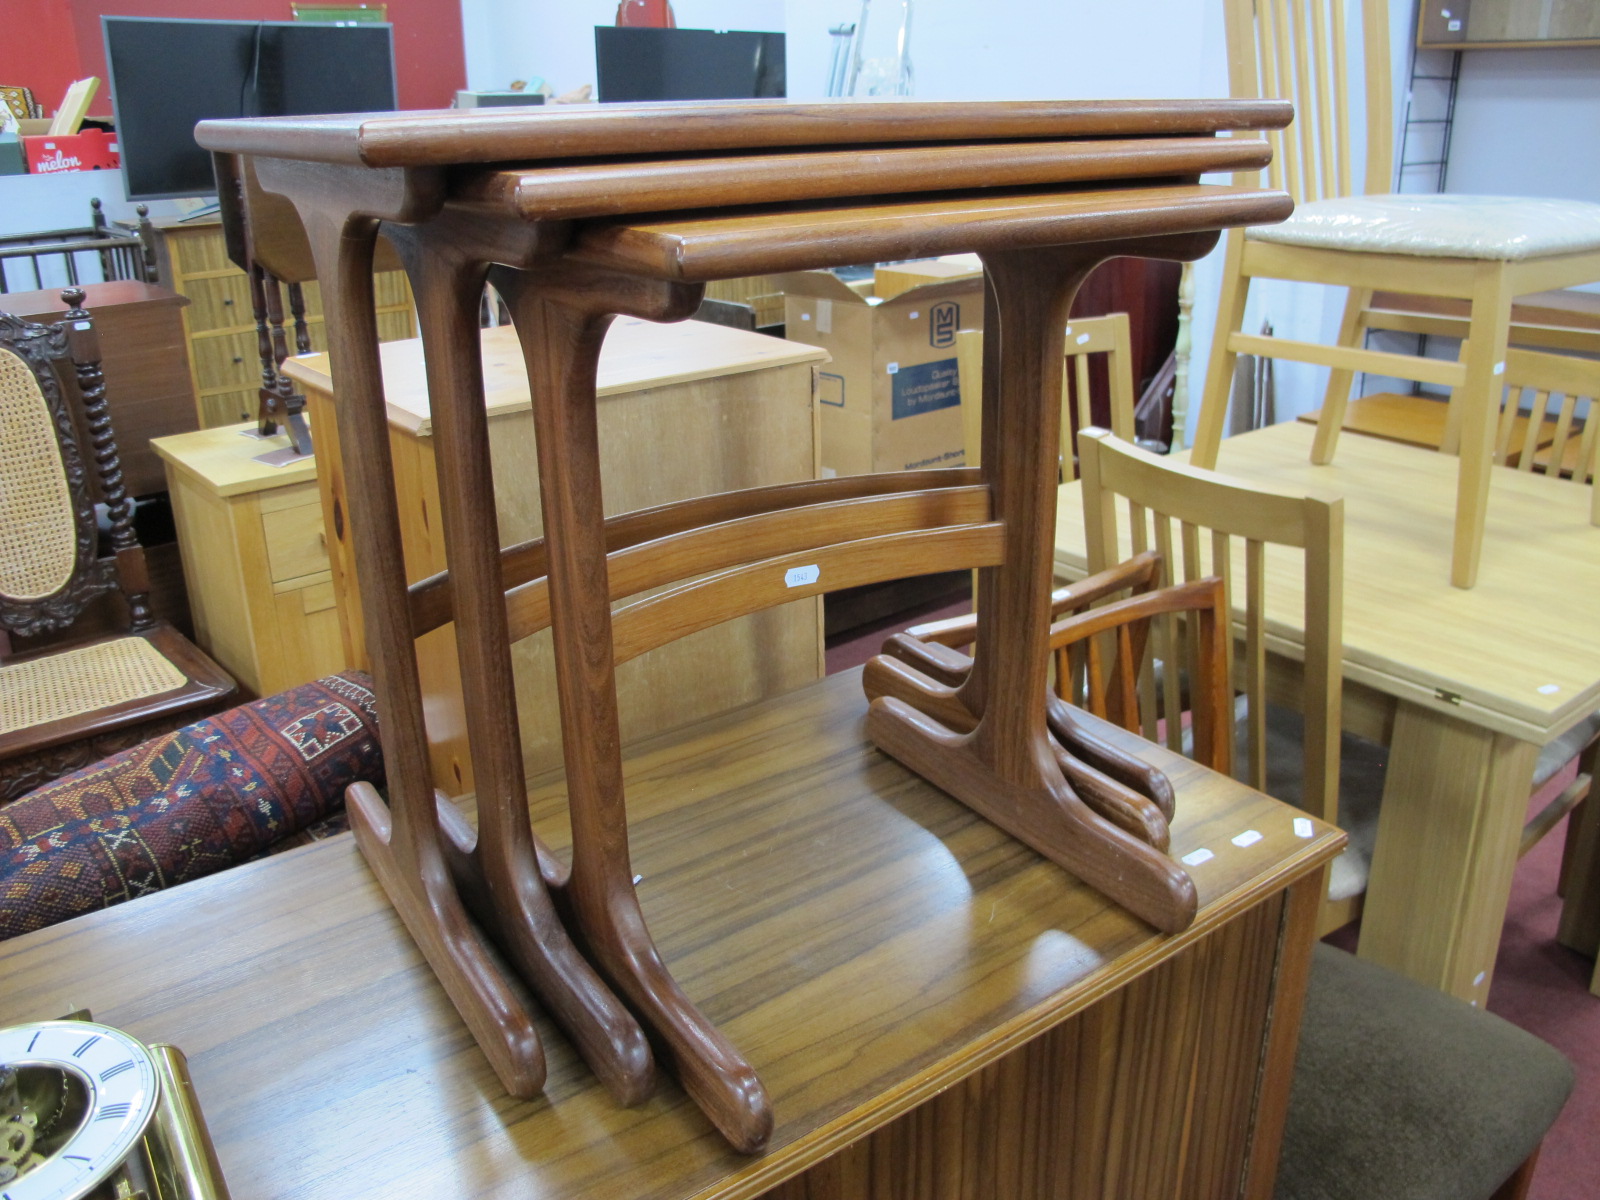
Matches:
[23,128,119,175]
[782,258,983,477]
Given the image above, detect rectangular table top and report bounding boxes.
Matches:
[0,670,1339,1200]
[1055,420,1600,743]
[194,98,1291,168]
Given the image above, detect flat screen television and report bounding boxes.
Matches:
[595,27,786,103]
[103,17,397,201]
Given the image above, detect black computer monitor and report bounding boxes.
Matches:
[594,27,786,103]
[103,17,397,201]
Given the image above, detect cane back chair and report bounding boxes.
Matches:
[0,289,235,800]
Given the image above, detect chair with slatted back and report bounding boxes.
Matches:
[1196,0,1600,589]
[1075,428,1372,931]
[1493,348,1600,525]
[0,289,235,801]
[878,551,1211,857]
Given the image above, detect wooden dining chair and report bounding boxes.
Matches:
[1492,348,1599,525]
[906,545,1575,1200]
[884,551,1211,857]
[1075,429,1372,931]
[0,290,235,801]
[1275,941,1573,1200]
[1196,0,1600,588]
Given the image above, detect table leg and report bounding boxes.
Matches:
[289,197,549,1100]
[384,216,655,1108]
[864,245,1198,934]
[1356,701,1538,1004]
[492,262,775,1156]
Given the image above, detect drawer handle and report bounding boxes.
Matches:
[223,297,234,306]
[232,356,243,364]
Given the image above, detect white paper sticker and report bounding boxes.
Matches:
[820,466,837,479]
[1181,848,1214,867]
[1493,360,1506,376]
[815,299,832,334]
[1076,332,1091,345]
[1537,684,1561,695]
[800,312,811,321]
[1293,817,1314,839]
[1232,829,1263,848]
[886,362,900,374]
[1473,970,1487,986]
[909,311,919,320]
[785,564,821,588]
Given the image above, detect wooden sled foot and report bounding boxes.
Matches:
[432,794,656,1108]
[862,695,1198,933]
[863,654,1174,852]
[573,890,774,1154]
[346,782,547,1098]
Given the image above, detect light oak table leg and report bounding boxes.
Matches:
[1556,739,1600,982]
[1356,701,1539,1004]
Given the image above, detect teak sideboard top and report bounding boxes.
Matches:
[0,671,1342,1200]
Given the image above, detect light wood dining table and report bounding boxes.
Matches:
[1054,418,1600,1005]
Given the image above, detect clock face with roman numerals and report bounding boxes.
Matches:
[0,1021,159,1200]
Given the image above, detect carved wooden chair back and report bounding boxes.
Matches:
[1495,348,1600,524]
[1222,0,1392,204]
[0,289,152,650]
[955,311,1137,480]
[1078,428,1344,830]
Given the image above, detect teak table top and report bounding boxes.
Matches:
[0,671,1340,1200]
[1056,421,1600,743]
[197,98,1291,166]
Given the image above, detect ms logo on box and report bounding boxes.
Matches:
[929,301,959,349]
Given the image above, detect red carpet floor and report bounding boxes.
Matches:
[1485,772,1597,1200]
[826,600,1598,1198]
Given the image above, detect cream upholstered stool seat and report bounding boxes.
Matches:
[1249,194,1600,261]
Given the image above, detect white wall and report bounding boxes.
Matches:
[462,1,785,95]
[1447,46,1600,203]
